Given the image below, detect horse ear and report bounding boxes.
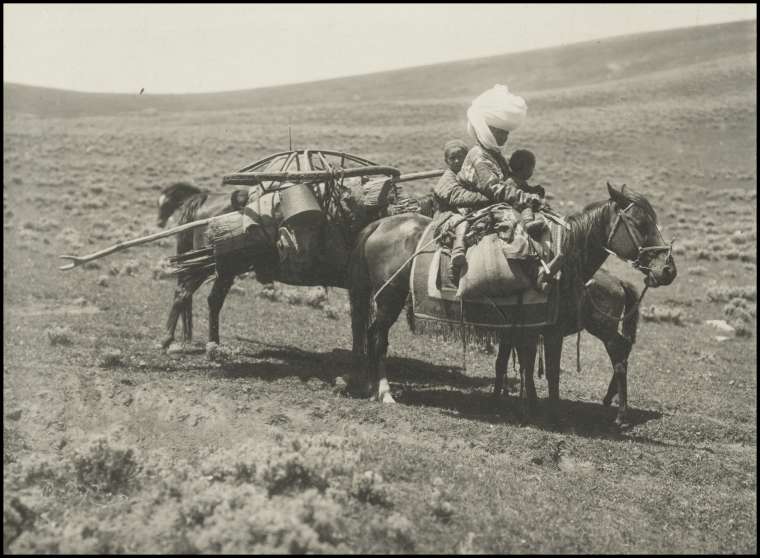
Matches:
[607,181,627,206]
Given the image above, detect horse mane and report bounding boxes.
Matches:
[176,192,209,225]
[162,181,203,199]
[562,200,610,257]
[564,186,658,254]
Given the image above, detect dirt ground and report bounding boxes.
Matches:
[3,25,757,554]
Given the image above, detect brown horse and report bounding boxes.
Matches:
[493,267,642,425]
[158,179,392,351]
[347,183,677,419]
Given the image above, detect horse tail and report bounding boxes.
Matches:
[347,219,385,353]
[620,279,640,344]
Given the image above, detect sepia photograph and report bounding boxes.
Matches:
[3,3,757,554]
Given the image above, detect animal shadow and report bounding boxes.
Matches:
[398,386,662,441]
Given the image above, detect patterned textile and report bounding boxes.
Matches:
[410,221,562,332]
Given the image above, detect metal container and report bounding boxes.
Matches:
[278,183,323,226]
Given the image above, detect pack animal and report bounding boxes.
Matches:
[347,183,677,423]
[156,182,239,347]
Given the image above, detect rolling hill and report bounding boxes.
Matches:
[3,19,756,118]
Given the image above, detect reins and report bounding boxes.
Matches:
[573,199,670,371]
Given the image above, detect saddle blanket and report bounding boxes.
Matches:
[410,222,560,330]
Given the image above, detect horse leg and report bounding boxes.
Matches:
[494,335,511,399]
[613,361,629,427]
[602,373,618,408]
[180,299,193,344]
[368,291,406,404]
[603,337,632,426]
[162,276,205,350]
[586,319,633,426]
[348,287,371,396]
[518,341,539,413]
[543,332,563,422]
[207,273,234,346]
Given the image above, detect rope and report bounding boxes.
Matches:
[537,334,544,378]
[460,297,467,373]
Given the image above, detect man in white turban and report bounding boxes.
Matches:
[447,85,543,282]
[466,84,527,152]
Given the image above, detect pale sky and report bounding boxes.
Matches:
[3,3,756,94]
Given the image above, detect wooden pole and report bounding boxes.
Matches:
[58,215,221,271]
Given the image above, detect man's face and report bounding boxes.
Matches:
[489,126,509,147]
[445,147,467,173]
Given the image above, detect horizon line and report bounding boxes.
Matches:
[3,17,755,97]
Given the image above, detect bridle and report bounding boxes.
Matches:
[579,201,674,324]
[604,202,674,286]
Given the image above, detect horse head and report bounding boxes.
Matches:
[605,182,677,287]
[156,182,203,228]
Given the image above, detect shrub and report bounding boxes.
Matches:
[430,477,455,522]
[323,304,340,320]
[98,348,123,368]
[707,286,756,303]
[58,521,125,554]
[46,326,74,346]
[351,470,392,507]
[258,435,358,496]
[723,298,755,338]
[641,306,683,325]
[305,287,328,309]
[186,486,345,554]
[383,513,416,551]
[257,283,280,302]
[122,260,141,276]
[70,437,141,494]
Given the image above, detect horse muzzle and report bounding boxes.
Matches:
[644,255,677,287]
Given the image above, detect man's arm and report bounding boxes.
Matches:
[470,160,531,208]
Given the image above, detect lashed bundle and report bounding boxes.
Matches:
[168,208,276,278]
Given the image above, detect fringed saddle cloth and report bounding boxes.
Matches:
[410,208,563,337]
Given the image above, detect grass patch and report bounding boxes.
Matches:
[707,286,756,303]
[46,326,74,346]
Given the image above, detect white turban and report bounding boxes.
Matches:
[466,84,527,152]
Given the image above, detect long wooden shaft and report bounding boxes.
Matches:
[58,214,221,270]
[391,169,444,183]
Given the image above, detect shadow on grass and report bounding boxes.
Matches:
[152,335,667,444]
[397,386,667,444]
[226,336,497,390]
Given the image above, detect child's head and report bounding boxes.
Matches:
[443,140,468,173]
[509,149,536,181]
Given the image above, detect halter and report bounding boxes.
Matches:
[604,202,674,286]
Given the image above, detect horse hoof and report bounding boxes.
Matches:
[159,338,173,351]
